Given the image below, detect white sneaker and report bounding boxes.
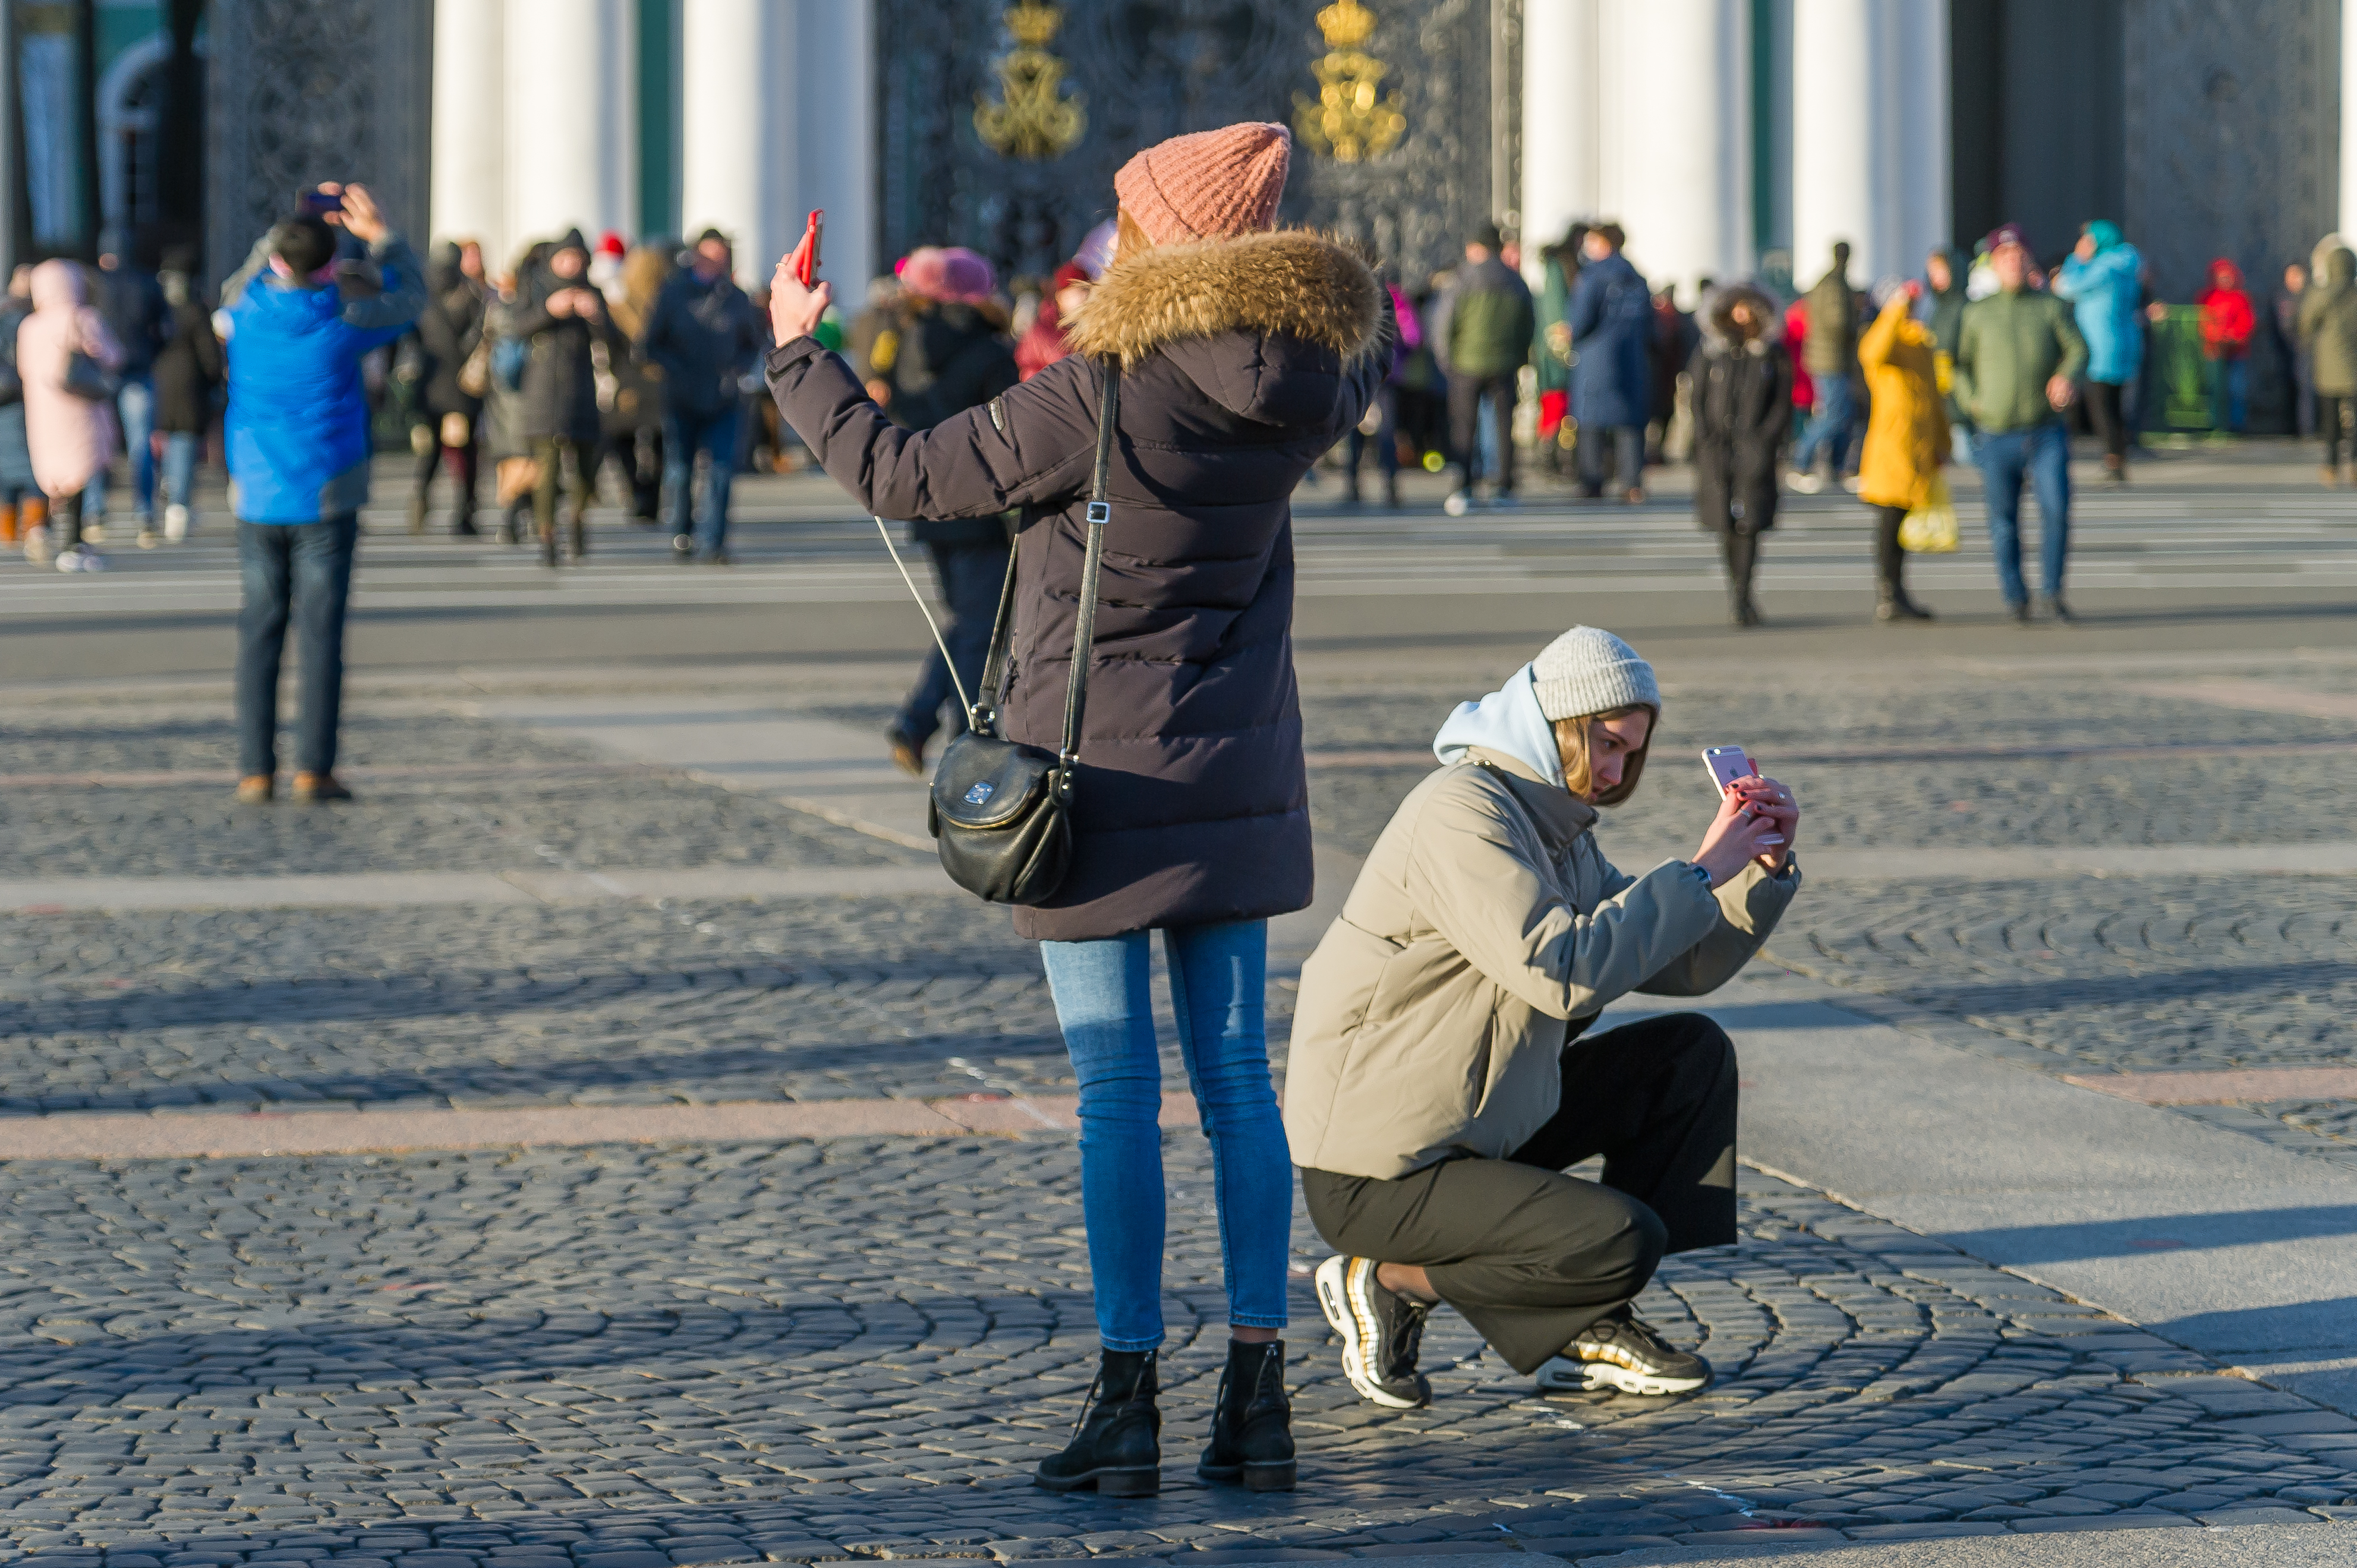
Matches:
[163,503,191,542]
[21,523,49,564]
[57,544,106,573]
[1838,474,1862,494]
[1443,490,1473,517]
[1786,472,1824,495]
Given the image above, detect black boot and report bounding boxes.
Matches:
[1724,529,1761,627]
[569,515,588,561]
[1035,1349,1160,1496]
[1198,1339,1296,1491]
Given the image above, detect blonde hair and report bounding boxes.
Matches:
[1552,705,1656,806]
[1115,210,1154,264]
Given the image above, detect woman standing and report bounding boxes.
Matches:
[1689,282,1791,627]
[17,260,125,572]
[2052,220,2144,484]
[1855,280,1949,622]
[2298,245,2357,486]
[152,245,223,542]
[763,123,1386,1497]
[412,239,489,535]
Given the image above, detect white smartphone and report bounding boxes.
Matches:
[1702,745,1783,845]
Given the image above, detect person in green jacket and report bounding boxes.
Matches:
[1430,221,1536,513]
[1953,223,2088,624]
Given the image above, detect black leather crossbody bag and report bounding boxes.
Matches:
[877,361,1120,905]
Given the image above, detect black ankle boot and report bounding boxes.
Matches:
[1197,1339,1296,1491]
[1035,1349,1160,1496]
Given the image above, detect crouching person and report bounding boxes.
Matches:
[1283,626,1800,1406]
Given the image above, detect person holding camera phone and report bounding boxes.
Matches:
[1284,626,1800,1409]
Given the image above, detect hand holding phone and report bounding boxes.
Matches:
[1701,745,1783,847]
[789,210,824,288]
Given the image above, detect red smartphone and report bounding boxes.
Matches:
[789,210,824,287]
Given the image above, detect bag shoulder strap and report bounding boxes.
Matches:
[1058,359,1121,784]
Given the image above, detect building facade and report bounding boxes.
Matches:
[2,0,2350,311]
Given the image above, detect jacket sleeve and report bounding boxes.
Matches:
[2050,302,2089,383]
[1950,305,1980,415]
[1857,296,1906,370]
[339,234,427,336]
[2299,287,2327,342]
[1428,285,1457,374]
[1567,271,1603,343]
[1633,858,1803,996]
[1760,347,1794,444]
[1401,781,1726,1023]
[219,234,276,307]
[765,336,1099,519]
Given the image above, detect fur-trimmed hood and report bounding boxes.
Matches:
[1064,231,1384,424]
[1699,280,1780,355]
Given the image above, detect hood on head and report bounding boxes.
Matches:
[2207,257,2245,291]
[1699,280,1778,348]
[2084,220,2123,254]
[2326,248,2356,288]
[1063,229,1382,422]
[29,258,86,312]
[1432,664,1566,791]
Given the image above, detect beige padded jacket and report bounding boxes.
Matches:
[1283,747,1800,1180]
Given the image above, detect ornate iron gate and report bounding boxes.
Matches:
[875,0,1516,290]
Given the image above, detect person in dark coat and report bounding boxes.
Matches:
[765,122,1384,1500]
[410,239,489,535]
[874,246,1022,777]
[152,244,223,542]
[1645,285,1698,463]
[508,229,615,566]
[1690,282,1792,627]
[1568,223,1653,502]
[641,228,764,563]
[92,243,170,542]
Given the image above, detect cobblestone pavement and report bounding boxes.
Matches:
[0,1141,2349,1566]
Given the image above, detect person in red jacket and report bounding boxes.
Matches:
[2197,257,2256,433]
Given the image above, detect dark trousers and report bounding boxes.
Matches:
[1580,425,1644,495]
[49,489,83,550]
[412,428,478,529]
[2085,380,2128,465]
[1300,1012,1738,1375]
[236,515,358,778]
[892,539,1012,746]
[1871,502,1908,596]
[1446,372,1517,494]
[601,428,662,520]
[2322,395,2354,468]
[531,437,594,552]
[664,404,741,556]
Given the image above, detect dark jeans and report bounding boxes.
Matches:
[892,538,1011,747]
[1300,1011,1737,1375]
[2085,380,2128,465]
[1792,373,1861,476]
[1344,386,1400,484]
[664,403,741,555]
[1975,418,2072,606]
[1580,424,1644,494]
[237,514,358,778]
[1446,372,1517,494]
[2208,357,2248,434]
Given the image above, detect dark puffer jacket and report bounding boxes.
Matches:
[509,233,615,445]
[767,231,1388,940]
[1690,283,1793,537]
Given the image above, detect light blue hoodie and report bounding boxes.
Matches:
[2053,222,2144,387]
[1432,663,1565,789]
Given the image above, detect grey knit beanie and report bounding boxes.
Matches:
[1530,626,1659,721]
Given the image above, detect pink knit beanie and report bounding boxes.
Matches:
[1114,123,1291,247]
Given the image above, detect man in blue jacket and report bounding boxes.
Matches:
[641,229,764,563]
[220,185,424,804]
[1568,224,1653,503]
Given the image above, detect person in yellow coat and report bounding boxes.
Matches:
[1855,279,1950,622]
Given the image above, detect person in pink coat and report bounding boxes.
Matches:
[17,259,124,571]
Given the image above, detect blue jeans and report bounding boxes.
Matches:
[892,538,1010,747]
[1038,919,1291,1351]
[1792,374,1860,476]
[1975,419,2072,605]
[663,404,740,556]
[161,431,200,508]
[236,515,358,778]
[91,376,156,520]
[2208,358,2248,434]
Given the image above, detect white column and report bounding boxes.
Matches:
[681,0,799,286]
[504,0,635,253]
[430,0,508,264]
[1520,0,1599,277]
[1616,0,1750,301]
[798,0,874,292]
[1792,0,1948,289]
[2342,0,2357,233]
